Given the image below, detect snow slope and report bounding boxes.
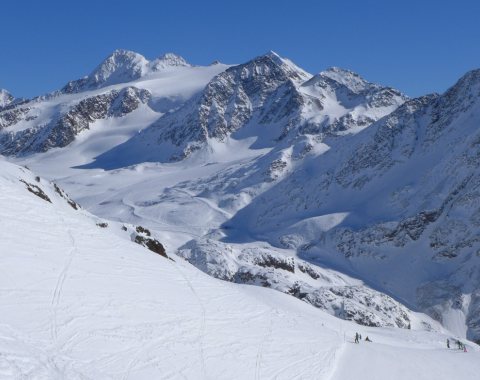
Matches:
[1,158,479,379]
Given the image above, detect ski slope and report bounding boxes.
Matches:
[1,159,480,379]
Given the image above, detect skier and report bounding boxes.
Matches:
[354,332,359,344]
[447,339,450,349]
[464,345,468,353]
[365,336,372,342]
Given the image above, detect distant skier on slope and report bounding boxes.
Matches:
[447,339,450,349]
[355,332,359,343]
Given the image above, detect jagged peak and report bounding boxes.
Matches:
[0,88,13,97]
[443,68,480,97]
[431,68,480,114]
[316,66,370,91]
[90,49,149,82]
[150,52,190,70]
[0,89,15,107]
[107,48,145,59]
[229,51,311,83]
[303,66,406,100]
[262,50,283,63]
[455,68,480,82]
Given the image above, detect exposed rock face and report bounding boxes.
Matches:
[133,225,168,259]
[177,239,416,329]
[0,87,150,155]
[19,179,52,203]
[0,107,31,130]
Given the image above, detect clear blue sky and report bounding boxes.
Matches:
[2,0,479,98]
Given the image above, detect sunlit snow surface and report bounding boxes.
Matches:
[1,158,480,379]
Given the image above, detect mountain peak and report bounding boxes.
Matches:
[109,48,144,59]
[433,68,480,116]
[239,51,311,83]
[319,66,369,90]
[90,49,149,84]
[62,50,193,93]
[150,52,190,70]
[0,89,14,108]
[444,68,480,97]
[263,50,282,61]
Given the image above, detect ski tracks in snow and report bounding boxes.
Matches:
[172,263,208,380]
[254,309,274,380]
[50,216,77,345]
[323,327,347,380]
[121,260,208,380]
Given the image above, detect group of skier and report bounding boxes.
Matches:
[353,333,468,352]
[353,334,468,352]
[354,332,371,344]
[447,338,467,352]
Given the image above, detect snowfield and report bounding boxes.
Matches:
[1,158,479,379]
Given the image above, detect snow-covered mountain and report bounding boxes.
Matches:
[0,52,227,157]
[88,52,405,167]
[3,49,480,350]
[62,49,191,93]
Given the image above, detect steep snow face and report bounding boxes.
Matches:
[89,52,406,167]
[62,49,192,94]
[4,158,478,379]
[0,89,14,108]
